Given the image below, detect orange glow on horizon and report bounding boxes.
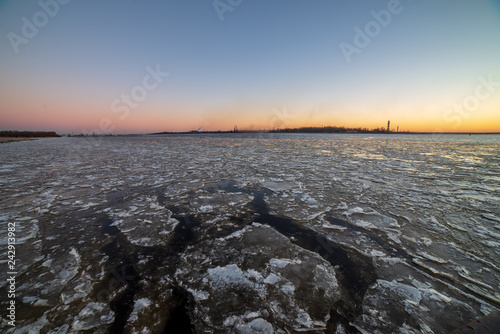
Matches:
[1,98,499,134]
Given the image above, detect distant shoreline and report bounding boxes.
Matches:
[0,131,61,144]
[148,130,500,136]
[66,131,500,138]
[0,137,42,144]
[3,130,499,140]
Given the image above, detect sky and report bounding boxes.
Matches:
[1,0,499,134]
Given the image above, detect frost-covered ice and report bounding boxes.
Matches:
[207,264,255,289]
[0,133,499,333]
[71,302,115,331]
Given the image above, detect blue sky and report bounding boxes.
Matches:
[1,0,499,133]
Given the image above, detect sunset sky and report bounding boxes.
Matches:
[1,0,499,134]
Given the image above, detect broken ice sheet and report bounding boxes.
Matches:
[175,224,341,332]
[1,134,499,333]
[357,279,476,333]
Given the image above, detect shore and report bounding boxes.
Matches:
[0,137,42,144]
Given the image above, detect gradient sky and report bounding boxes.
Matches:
[1,0,499,133]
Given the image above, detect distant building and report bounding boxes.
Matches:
[387,120,391,132]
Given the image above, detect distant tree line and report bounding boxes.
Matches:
[154,126,398,134]
[270,126,388,133]
[0,130,60,138]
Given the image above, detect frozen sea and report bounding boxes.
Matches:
[0,133,499,333]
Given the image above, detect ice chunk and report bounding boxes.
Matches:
[370,250,386,257]
[208,264,254,289]
[200,205,213,213]
[269,258,302,268]
[128,298,152,322]
[281,283,295,294]
[301,194,318,206]
[321,223,347,231]
[218,228,245,241]
[308,207,331,220]
[9,315,49,333]
[245,312,260,320]
[416,251,448,264]
[245,269,264,283]
[188,288,210,301]
[296,310,313,328]
[71,302,115,331]
[22,296,49,306]
[421,237,432,247]
[335,323,347,334]
[235,318,274,334]
[264,273,281,285]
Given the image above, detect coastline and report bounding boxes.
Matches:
[0,137,42,144]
